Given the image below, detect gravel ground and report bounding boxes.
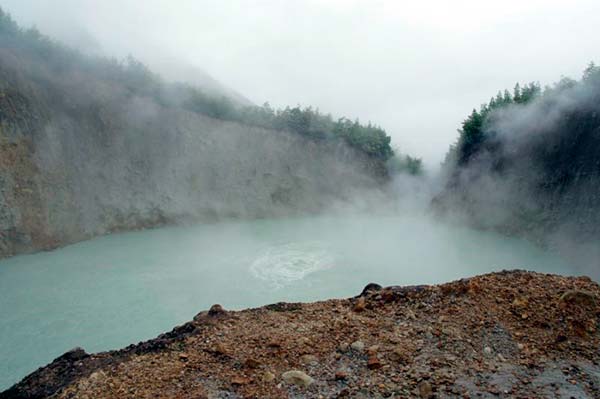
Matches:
[2,270,600,398]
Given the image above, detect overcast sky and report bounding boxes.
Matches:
[3,0,600,168]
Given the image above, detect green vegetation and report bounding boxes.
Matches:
[446,63,600,173]
[440,62,600,239]
[445,82,542,167]
[386,153,423,176]
[186,98,397,161]
[0,7,405,165]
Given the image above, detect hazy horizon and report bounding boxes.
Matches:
[3,0,600,169]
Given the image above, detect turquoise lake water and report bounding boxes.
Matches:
[0,214,579,390]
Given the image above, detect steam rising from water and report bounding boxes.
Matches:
[0,212,583,390]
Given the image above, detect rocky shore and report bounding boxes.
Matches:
[2,270,600,398]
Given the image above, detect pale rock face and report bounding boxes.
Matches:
[0,53,384,258]
[0,28,389,259]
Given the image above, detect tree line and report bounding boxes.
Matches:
[0,7,422,173]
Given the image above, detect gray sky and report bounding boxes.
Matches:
[3,0,600,168]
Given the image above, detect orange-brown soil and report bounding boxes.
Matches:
[3,270,600,398]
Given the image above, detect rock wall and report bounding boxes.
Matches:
[0,83,383,258]
[0,26,393,259]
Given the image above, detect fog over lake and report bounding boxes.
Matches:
[1,1,599,394]
[0,212,579,389]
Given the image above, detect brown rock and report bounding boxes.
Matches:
[512,297,529,308]
[559,290,597,306]
[211,343,228,356]
[244,358,261,369]
[282,370,314,387]
[381,289,397,303]
[335,370,349,380]
[367,355,382,369]
[390,347,411,364]
[208,304,226,316]
[351,340,365,352]
[418,381,433,398]
[231,376,251,386]
[354,297,366,312]
[300,354,318,365]
[359,282,382,296]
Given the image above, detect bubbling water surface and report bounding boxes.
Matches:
[0,214,578,389]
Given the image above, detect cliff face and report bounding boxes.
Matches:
[0,49,383,259]
[0,103,383,258]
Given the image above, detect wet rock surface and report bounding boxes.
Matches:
[3,270,600,398]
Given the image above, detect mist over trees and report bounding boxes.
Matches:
[0,7,415,167]
[0,5,428,258]
[438,63,600,249]
[386,153,423,176]
[444,82,542,167]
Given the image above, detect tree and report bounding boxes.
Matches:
[0,7,19,35]
[457,109,485,165]
[513,83,522,103]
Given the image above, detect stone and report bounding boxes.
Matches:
[418,381,433,398]
[339,343,349,352]
[263,371,276,382]
[335,370,349,380]
[559,290,597,306]
[381,289,397,303]
[231,376,251,386]
[59,347,89,362]
[351,340,365,352]
[390,347,410,363]
[360,283,382,296]
[89,371,104,381]
[245,358,260,369]
[406,309,417,320]
[300,354,318,365]
[483,346,492,356]
[367,355,382,369]
[282,370,314,387]
[208,304,226,316]
[211,343,228,356]
[354,297,367,312]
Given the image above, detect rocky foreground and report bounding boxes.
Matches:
[3,270,600,399]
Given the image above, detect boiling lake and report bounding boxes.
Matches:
[0,214,579,389]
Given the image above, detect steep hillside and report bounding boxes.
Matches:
[436,65,600,251]
[0,8,402,258]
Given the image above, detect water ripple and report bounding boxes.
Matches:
[249,241,335,288]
